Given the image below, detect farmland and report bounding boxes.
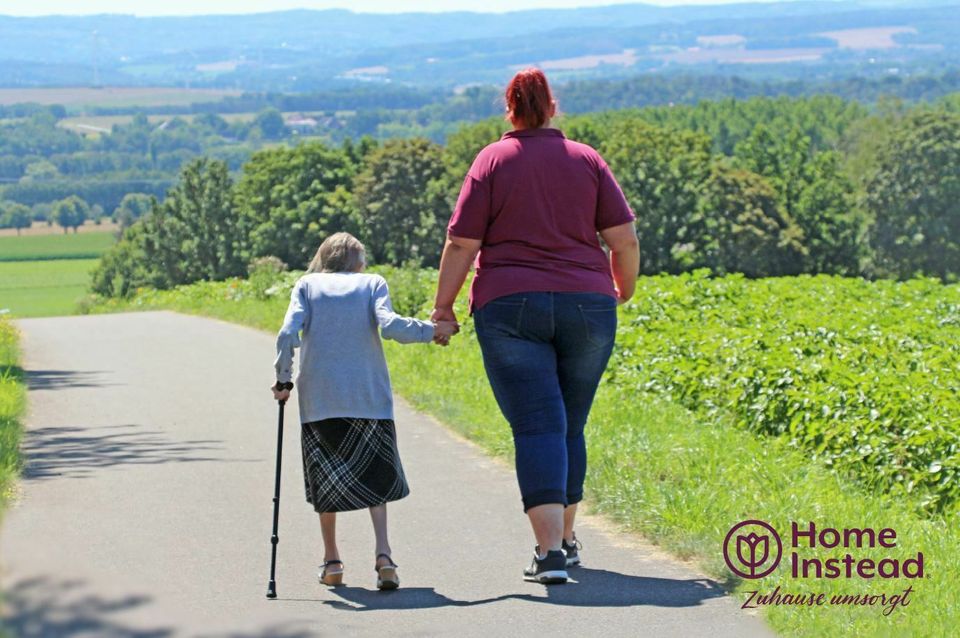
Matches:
[0,230,115,317]
[0,231,115,260]
[0,259,100,317]
[0,87,240,111]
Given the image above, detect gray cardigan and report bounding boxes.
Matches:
[274,272,435,423]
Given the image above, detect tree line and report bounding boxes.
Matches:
[88,94,960,297]
[0,109,307,216]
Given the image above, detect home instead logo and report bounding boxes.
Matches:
[722,520,923,615]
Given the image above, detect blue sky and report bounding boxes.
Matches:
[0,0,781,17]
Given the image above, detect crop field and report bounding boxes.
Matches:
[0,231,115,261]
[0,259,99,317]
[57,112,260,135]
[0,220,120,238]
[0,87,240,110]
[0,230,114,317]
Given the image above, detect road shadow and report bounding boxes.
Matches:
[314,567,726,612]
[20,424,225,480]
[25,369,116,391]
[1,576,173,637]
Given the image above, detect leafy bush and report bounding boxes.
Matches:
[247,256,288,299]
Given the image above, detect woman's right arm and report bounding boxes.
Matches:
[273,279,308,387]
[432,235,481,323]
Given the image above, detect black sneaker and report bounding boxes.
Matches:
[523,548,568,584]
[562,536,582,567]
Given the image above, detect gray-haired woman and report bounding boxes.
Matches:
[272,232,458,590]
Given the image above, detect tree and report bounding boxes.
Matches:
[692,164,806,276]
[252,108,286,140]
[21,159,59,182]
[736,124,864,274]
[90,224,152,298]
[793,151,864,275]
[354,138,449,267]
[52,195,89,234]
[234,141,359,268]
[112,193,155,230]
[0,202,32,235]
[864,111,960,279]
[599,119,713,275]
[138,158,246,287]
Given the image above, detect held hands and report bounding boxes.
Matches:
[431,306,460,346]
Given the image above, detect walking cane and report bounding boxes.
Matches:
[266,382,292,599]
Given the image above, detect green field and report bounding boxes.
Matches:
[0,232,115,262]
[0,260,99,317]
[85,268,960,637]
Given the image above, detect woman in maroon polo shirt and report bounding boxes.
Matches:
[432,68,640,584]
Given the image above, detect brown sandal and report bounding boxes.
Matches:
[375,554,399,590]
[320,560,344,586]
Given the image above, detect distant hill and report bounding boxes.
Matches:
[0,1,958,90]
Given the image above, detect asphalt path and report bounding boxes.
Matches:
[2,311,772,637]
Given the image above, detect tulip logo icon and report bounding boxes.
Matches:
[723,520,782,579]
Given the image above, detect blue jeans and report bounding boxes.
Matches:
[474,292,617,512]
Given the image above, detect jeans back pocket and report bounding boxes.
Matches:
[476,295,527,337]
[578,300,617,347]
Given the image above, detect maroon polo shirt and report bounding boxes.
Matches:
[448,127,635,312]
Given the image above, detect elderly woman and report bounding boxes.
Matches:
[431,69,640,584]
[273,232,458,590]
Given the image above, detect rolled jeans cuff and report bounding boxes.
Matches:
[521,489,567,513]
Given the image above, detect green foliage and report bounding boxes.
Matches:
[52,195,89,233]
[252,108,286,140]
[234,141,360,269]
[735,125,863,274]
[141,158,245,286]
[692,164,805,276]
[247,255,288,300]
[864,110,960,280]
[613,272,960,514]
[90,94,960,298]
[599,119,713,275]
[354,138,449,267]
[89,225,151,298]
[112,192,154,229]
[0,317,25,516]
[0,201,31,235]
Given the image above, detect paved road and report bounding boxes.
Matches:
[2,312,772,637]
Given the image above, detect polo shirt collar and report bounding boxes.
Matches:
[502,127,565,140]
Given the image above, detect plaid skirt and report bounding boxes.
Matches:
[300,417,410,513]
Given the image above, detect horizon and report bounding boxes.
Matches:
[0,0,792,18]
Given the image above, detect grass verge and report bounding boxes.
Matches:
[0,318,25,518]
[84,275,959,637]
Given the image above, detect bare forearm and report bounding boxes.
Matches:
[610,247,640,302]
[435,238,478,309]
